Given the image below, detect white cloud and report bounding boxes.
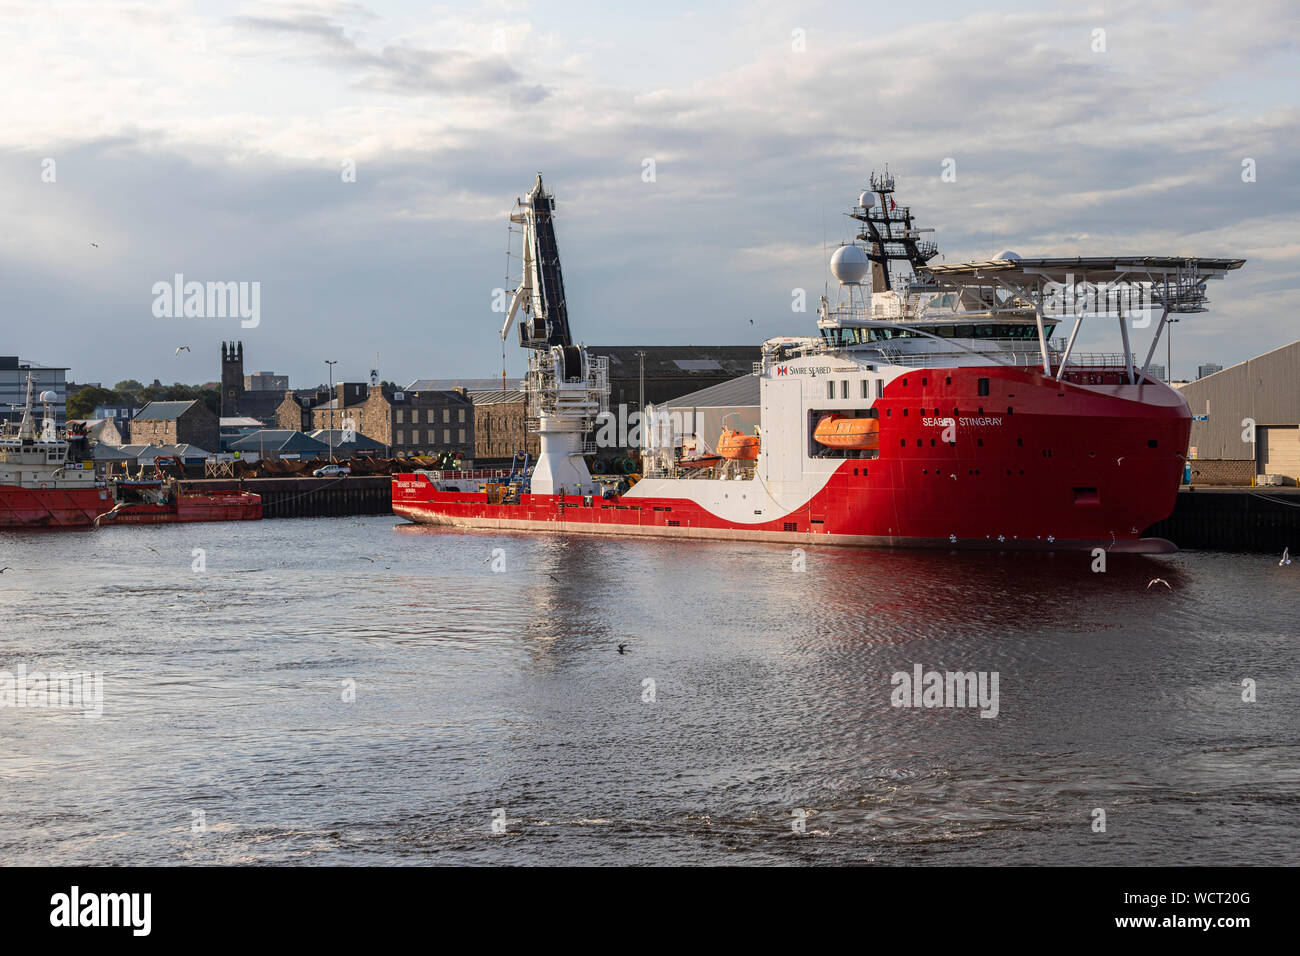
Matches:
[0,0,1295,384]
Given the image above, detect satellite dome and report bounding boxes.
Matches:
[830,244,871,285]
[997,250,1022,261]
[858,191,875,209]
[39,390,58,403]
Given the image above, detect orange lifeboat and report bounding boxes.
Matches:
[814,413,879,450]
[718,428,760,460]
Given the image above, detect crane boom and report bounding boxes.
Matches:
[496,173,608,497]
[500,173,574,351]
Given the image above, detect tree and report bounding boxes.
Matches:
[67,385,124,420]
[113,380,144,404]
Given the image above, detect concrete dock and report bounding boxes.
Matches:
[1145,486,1300,553]
[179,476,392,519]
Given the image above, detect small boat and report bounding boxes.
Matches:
[814,413,880,450]
[678,454,722,469]
[718,427,760,460]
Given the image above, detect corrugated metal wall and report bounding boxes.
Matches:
[1180,339,1300,460]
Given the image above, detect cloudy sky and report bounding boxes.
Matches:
[2,0,1296,389]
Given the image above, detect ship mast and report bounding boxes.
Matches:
[848,169,939,293]
[17,372,36,441]
[498,174,608,495]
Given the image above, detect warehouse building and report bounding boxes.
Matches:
[646,374,761,458]
[587,346,761,411]
[0,356,68,427]
[1178,338,1300,485]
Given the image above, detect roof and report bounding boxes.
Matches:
[220,417,264,428]
[228,429,330,453]
[309,428,385,451]
[587,346,761,378]
[94,442,211,460]
[134,400,201,421]
[407,378,523,391]
[384,388,472,406]
[659,374,761,409]
[469,389,526,405]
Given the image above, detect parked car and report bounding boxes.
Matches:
[312,464,351,477]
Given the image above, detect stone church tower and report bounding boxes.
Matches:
[221,341,245,417]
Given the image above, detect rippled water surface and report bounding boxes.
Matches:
[1,517,1296,865]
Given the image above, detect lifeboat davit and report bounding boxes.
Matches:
[718,428,760,460]
[814,413,879,450]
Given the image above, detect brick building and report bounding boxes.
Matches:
[325,384,474,459]
[469,389,536,460]
[129,400,218,452]
[277,383,473,458]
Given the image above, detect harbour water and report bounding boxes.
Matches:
[1,517,1296,865]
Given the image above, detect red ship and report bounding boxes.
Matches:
[0,378,261,529]
[393,172,1243,553]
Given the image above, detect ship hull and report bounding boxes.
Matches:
[0,485,110,528]
[393,366,1191,553]
[0,485,262,528]
[99,493,263,525]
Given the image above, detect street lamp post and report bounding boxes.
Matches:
[1166,317,1179,382]
[636,349,646,454]
[325,359,338,463]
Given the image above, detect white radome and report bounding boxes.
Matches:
[858,191,875,209]
[830,244,871,285]
[39,391,58,403]
[998,250,1022,260]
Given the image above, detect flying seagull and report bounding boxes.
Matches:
[90,242,98,248]
[174,346,190,355]
[617,642,628,654]
[1147,578,1171,589]
[0,567,11,573]
[1281,547,1291,567]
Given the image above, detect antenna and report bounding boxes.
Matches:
[822,202,828,299]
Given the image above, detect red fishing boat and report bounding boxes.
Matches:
[1,379,261,529]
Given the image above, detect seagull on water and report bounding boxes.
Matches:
[617,642,628,654]
[1147,578,1171,589]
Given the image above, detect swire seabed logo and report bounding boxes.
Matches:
[151,274,260,328]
